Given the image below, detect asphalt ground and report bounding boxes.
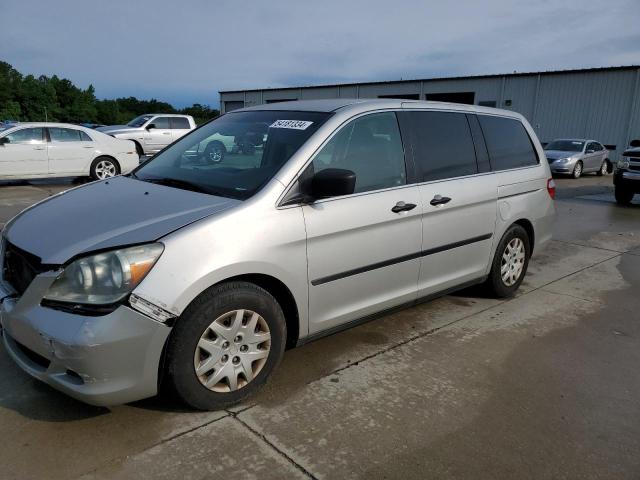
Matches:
[0,173,639,479]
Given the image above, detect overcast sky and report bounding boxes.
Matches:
[2,0,639,108]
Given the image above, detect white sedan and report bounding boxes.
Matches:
[0,123,139,181]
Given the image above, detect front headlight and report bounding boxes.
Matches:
[44,243,164,305]
[617,159,630,169]
[556,158,570,164]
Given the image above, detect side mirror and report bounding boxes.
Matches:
[0,137,8,145]
[311,168,356,199]
[146,123,156,130]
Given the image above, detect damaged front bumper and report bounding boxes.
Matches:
[0,272,171,406]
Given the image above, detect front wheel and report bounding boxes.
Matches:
[165,281,287,410]
[615,186,634,205]
[572,161,583,179]
[597,161,608,176]
[485,224,531,298]
[90,157,119,180]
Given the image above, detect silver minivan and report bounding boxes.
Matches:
[0,99,556,410]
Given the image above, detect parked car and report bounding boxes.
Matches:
[97,114,196,157]
[0,99,555,410]
[544,139,610,178]
[614,140,640,205]
[0,123,139,180]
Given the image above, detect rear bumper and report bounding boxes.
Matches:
[0,274,171,406]
[614,170,640,193]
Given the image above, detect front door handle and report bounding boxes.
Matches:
[391,201,417,213]
[430,195,452,206]
[33,146,46,151]
[162,132,171,135]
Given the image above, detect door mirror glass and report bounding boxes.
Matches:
[146,123,156,130]
[311,168,356,199]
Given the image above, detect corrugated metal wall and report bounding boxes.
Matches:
[220,68,640,160]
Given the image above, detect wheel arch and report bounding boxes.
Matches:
[513,218,535,254]
[175,273,301,350]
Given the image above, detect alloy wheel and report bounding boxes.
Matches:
[194,309,271,392]
[209,148,223,162]
[501,237,525,287]
[573,162,582,178]
[95,160,116,179]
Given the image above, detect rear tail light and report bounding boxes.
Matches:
[547,178,556,199]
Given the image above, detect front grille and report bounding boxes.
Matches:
[629,164,640,172]
[2,242,45,295]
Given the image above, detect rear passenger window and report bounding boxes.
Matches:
[171,117,190,129]
[408,111,478,181]
[478,115,538,170]
[49,128,83,142]
[311,112,406,194]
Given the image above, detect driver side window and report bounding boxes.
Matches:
[311,112,406,194]
[151,117,171,129]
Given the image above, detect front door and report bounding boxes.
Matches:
[0,127,48,177]
[144,116,173,153]
[303,112,422,334]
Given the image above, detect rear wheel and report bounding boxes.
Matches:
[165,281,287,410]
[485,224,531,298]
[90,156,119,180]
[572,161,583,179]
[615,186,634,205]
[203,141,225,163]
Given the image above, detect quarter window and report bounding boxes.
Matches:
[478,115,538,170]
[311,112,406,194]
[5,128,44,144]
[408,111,478,181]
[80,131,93,142]
[171,117,190,129]
[49,128,83,142]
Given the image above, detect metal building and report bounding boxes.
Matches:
[219,65,640,160]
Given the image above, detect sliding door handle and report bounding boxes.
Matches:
[430,195,451,206]
[391,201,417,213]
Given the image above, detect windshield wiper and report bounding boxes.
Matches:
[139,177,224,196]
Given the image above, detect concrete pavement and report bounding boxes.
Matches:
[1,175,639,479]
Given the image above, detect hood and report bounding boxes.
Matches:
[623,146,640,158]
[544,150,579,160]
[96,125,141,135]
[4,176,240,264]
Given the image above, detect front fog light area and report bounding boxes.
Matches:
[44,243,164,305]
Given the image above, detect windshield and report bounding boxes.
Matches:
[132,110,332,200]
[545,140,584,152]
[127,115,154,127]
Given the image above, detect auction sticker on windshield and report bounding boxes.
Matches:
[270,120,313,130]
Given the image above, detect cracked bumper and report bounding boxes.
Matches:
[0,274,171,406]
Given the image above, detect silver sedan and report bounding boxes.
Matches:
[544,139,610,178]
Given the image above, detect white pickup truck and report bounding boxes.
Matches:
[97,114,196,157]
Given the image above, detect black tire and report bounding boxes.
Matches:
[485,224,531,298]
[615,186,634,205]
[203,141,225,163]
[132,141,145,159]
[89,156,120,180]
[165,281,287,411]
[597,160,608,176]
[572,161,583,179]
